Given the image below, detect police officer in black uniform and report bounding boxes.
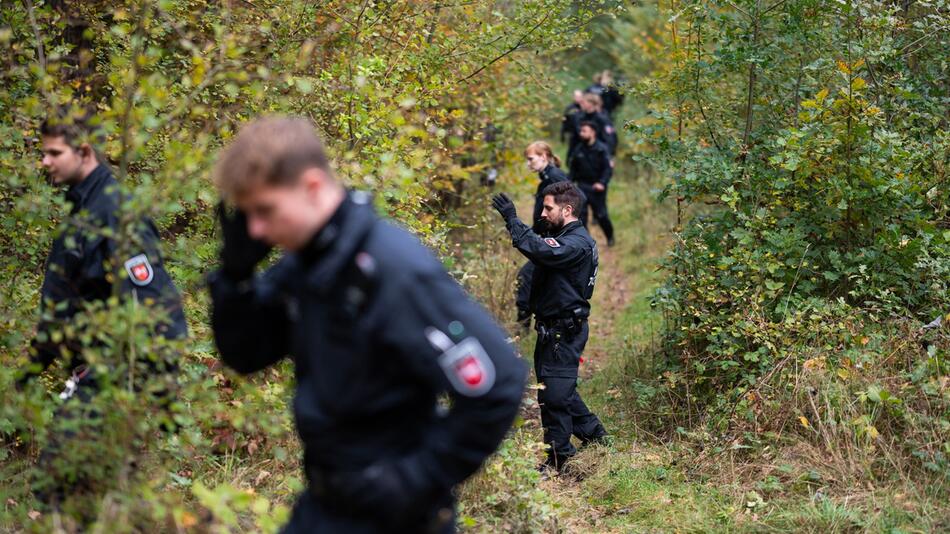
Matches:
[567,92,617,159]
[207,116,526,533]
[569,121,616,247]
[16,112,187,504]
[492,182,607,471]
[587,70,625,118]
[560,90,584,147]
[515,142,572,327]
[18,114,187,391]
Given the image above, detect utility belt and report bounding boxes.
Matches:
[535,309,587,341]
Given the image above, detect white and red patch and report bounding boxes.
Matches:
[437,337,496,397]
[544,237,561,248]
[124,254,154,286]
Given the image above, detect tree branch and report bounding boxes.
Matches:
[22,0,47,71]
[456,14,550,84]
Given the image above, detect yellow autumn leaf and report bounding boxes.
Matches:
[867,425,879,439]
[799,416,810,428]
[816,88,829,101]
[180,512,198,528]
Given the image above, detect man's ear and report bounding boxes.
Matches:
[300,167,327,198]
[78,142,95,161]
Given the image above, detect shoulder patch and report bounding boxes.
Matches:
[124,254,154,286]
[425,327,496,397]
[544,237,561,248]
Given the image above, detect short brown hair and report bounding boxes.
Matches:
[41,106,105,161]
[542,181,584,215]
[214,116,332,198]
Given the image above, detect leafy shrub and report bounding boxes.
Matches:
[0,1,608,529]
[615,0,950,490]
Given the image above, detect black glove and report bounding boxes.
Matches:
[491,193,517,222]
[217,202,272,281]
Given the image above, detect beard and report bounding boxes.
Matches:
[543,216,565,232]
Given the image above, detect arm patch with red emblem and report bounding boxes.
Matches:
[124,254,154,286]
[425,327,496,397]
[544,238,561,248]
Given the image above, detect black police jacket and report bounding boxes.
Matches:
[569,140,613,186]
[598,111,619,155]
[208,193,526,508]
[531,164,570,232]
[560,103,581,143]
[568,111,616,157]
[503,217,598,320]
[587,83,625,115]
[29,164,187,373]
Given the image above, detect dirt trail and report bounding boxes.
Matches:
[581,225,633,378]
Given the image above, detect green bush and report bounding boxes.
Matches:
[0,1,609,530]
[614,0,949,491]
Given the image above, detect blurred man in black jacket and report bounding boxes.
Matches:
[208,116,526,533]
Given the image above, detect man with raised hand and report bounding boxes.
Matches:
[492,182,608,472]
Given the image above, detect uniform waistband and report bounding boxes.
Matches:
[536,309,589,323]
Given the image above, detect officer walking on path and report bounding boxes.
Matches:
[492,182,608,471]
[16,110,188,505]
[569,121,616,247]
[516,142,573,327]
[587,70,625,118]
[560,89,584,147]
[207,116,526,533]
[568,93,617,160]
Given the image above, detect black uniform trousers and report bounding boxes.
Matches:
[576,182,614,242]
[533,319,606,468]
[282,489,456,534]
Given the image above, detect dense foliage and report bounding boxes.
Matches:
[626,0,949,485]
[0,1,605,530]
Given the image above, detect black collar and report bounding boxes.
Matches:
[65,164,110,208]
[295,191,377,293]
[298,195,353,265]
[552,220,583,237]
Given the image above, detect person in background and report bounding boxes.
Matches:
[568,93,616,160]
[587,70,625,118]
[568,121,616,247]
[17,109,187,506]
[560,89,584,147]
